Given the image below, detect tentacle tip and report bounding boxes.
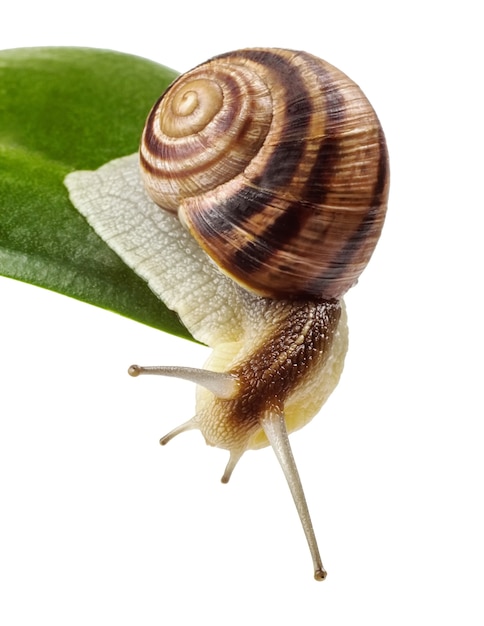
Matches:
[220,474,230,484]
[128,364,141,377]
[159,436,169,446]
[314,568,327,581]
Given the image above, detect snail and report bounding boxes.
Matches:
[65,47,389,581]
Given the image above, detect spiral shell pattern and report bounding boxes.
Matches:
[140,48,389,300]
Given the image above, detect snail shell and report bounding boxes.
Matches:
[64,47,389,581]
[140,48,389,300]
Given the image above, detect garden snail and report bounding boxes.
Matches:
[65,47,389,581]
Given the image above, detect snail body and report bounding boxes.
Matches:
[65,47,389,581]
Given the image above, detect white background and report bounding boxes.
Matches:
[1,2,482,624]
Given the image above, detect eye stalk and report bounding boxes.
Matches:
[128,364,239,399]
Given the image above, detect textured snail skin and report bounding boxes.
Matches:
[140,48,389,300]
[194,297,347,472]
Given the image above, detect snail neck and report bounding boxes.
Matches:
[196,298,345,451]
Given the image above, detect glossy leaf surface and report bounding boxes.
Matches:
[0,47,194,339]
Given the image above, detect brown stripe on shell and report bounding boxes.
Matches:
[199,299,341,446]
[178,49,321,266]
[229,54,346,279]
[176,48,314,236]
[303,125,390,296]
[239,56,388,299]
[140,60,273,212]
[141,72,243,164]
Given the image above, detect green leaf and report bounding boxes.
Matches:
[0,47,194,340]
